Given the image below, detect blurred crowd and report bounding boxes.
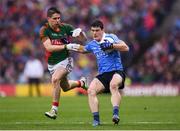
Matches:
[0,0,179,85]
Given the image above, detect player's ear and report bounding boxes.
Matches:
[101,28,104,32]
[47,17,51,22]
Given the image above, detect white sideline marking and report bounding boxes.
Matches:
[0,121,177,125]
[103,121,177,125]
[132,121,176,124]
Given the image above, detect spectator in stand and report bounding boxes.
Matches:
[24,53,44,97]
[0,0,179,85]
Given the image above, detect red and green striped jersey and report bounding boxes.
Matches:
[40,22,74,64]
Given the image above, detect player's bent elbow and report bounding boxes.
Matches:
[61,88,69,92]
[119,45,129,52]
[46,48,53,52]
[87,88,96,96]
[125,46,129,51]
[121,42,129,51]
[44,44,54,52]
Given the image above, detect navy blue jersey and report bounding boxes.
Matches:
[85,33,124,74]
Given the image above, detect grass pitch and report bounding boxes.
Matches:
[0,95,180,130]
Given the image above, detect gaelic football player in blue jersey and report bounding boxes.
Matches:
[66,20,129,126]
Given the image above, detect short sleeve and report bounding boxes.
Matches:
[84,41,92,52]
[110,34,121,44]
[39,26,49,43]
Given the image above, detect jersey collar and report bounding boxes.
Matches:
[48,23,61,32]
[99,33,106,44]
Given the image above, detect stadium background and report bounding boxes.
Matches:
[0,0,180,130]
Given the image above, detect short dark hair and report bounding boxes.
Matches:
[91,20,104,29]
[47,7,61,17]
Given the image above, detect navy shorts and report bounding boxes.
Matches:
[96,70,126,93]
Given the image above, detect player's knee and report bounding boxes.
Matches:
[87,88,96,96]
[61,87,69,92]
[110,83,119,90]
[51,76,59,85]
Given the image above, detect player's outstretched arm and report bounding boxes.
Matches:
[65,43,87,53]
[43,39,66,52]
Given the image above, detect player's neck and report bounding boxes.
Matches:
[49,23,60,32]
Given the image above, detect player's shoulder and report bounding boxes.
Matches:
[105,33,117,38]
[39,22,49,34]
[60,22,73,28]
[105,33,120,43]
[84,40,95,48]
[84,40,96,51]
[39,22,49,41]
[87,40,96,45]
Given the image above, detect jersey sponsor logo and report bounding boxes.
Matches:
[51,33,58,36]
[94,50,108,59]
[51,33,64,37]
[91,47,97,50]
[51,39,62,45]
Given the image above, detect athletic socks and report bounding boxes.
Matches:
[52,102,59,111]
[77,80,82,87]
[113,106,119,116]
[93,112,100,122]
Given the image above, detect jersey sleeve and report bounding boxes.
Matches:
[84,41,92,52]
[110,34,121,44]
[39,26,49,43]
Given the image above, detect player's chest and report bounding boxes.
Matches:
[91,44,108,58]
[48,32,67,39]
[48,31,68,45]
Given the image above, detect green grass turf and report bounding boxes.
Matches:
[0,95,180,130]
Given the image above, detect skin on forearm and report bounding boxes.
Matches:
[113,41,129,52]
[77,45,88,53]
[43,39,65,52]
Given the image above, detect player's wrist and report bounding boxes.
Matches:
[64,45,67,49]
[66,43,80,51]
[100,41,114,50]
[111,43,114,49]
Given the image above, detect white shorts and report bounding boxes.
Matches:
[48,57,73,75]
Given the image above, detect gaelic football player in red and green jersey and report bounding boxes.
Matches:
[40,7,87,119]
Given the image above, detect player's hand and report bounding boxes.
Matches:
[60,38,69,44]
[100,40,113,51]
[72,28,82,37]
[65,43,80,51]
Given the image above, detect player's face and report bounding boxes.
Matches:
[90,27,104,42]
[48,13,61,27]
